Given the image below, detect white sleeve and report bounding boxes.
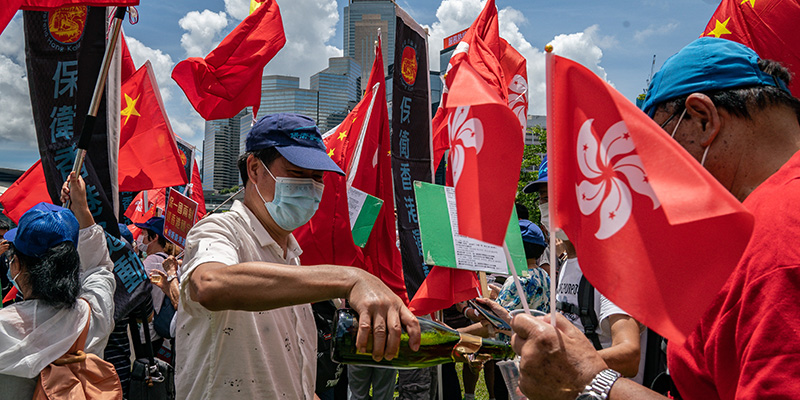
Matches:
[179,215,241,317]
[76,224,116,356]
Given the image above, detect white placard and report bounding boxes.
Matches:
[347,186,368,229]
[443,187,508,274]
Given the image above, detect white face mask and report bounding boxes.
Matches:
[255,160,325,231]
[669,108,712,167]
[538,202,550,228]
[137,239,149,255]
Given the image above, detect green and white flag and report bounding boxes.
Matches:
[414,181,527,276]
[347,186,383,248]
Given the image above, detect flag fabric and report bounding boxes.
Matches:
[430,0,523,246]
[703,0,800,96]
[124,188,165,224]
[296,37,408,304]
[172,0,285,120]
[408,266,480,317]
[391,6,434,300]
[431,0,529,174]
[120,32,136,82]
[118,61,188,192]
[191,161,207,219]
[0,161,51,224]
[1,0,140,35]
[548,54,754,343]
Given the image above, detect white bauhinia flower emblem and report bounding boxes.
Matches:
[576,119,660,240]
[507,74,528,131]
[448,106,484,186]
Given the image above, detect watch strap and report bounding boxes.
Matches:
[578,369,621,400]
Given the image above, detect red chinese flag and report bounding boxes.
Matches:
[703,0,800,96]
[119,61,188,192]
[0,160,51,224]
[191,160,207,219]
[548,54,754,342]
[120,33,136,82]
[171,0,285,120]
[295,39,408,304]
[0,1,23,37]
[408,266,480,316]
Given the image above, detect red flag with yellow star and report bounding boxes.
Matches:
[119,61,188,192]
[703,0,800,95]
[295,37,409,304]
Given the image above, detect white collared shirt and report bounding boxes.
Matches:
[176,200,316,400]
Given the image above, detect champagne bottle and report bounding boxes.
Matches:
[331,308,515,369]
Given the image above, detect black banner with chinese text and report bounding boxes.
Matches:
[392,8,432,300]
[24,6,119,238]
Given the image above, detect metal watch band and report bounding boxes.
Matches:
[578,368,621,400]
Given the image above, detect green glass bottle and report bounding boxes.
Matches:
[331,308,515,369]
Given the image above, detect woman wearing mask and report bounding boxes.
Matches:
[0,172,117,397]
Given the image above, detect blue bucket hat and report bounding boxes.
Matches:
[245,113,344,175]
[643,37,791,117]
[3,202,79,258]
[134,216,165,240]
[522,155,548,194]
[519,219,546,260]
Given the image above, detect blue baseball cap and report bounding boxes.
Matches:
[522,156,548,194]
[245,113,344,175]
[134,216,165,240]
[118,223,134,245]
[3,202,79,258]
[643,37,791,117]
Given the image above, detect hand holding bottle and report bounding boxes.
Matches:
[345,269,420,362]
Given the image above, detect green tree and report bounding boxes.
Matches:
[219,185,240,195]
[516,125,546,224]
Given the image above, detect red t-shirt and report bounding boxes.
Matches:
[668,151,800,399]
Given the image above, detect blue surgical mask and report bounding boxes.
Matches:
[255,161,324,231]
[6,257,21,292]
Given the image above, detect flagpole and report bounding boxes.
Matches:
[545,44,557,327]
[64,6,127,208]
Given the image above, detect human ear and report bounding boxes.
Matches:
[684,93,721,147]
[246,154,262,185]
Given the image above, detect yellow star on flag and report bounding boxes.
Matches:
[352,116,357,123]
[338,130,348,140]
[707,18,732,38]
[328,148,335,157]
[741,0,756,8]
[121,93,141,126]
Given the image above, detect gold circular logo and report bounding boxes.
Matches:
[48,6,87,44]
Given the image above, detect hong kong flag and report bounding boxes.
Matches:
[703,0,800,96]
[443,58,523,246]
[548,54,754,342]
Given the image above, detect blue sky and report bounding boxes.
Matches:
[0,0,721,171]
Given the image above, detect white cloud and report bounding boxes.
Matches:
[0,15,36,147]
[126,35,176,101]
[224,0,251,21]
[634,22,679,43]
[424,1,614,116]
[261,0,342,87]
[178,10,229,58]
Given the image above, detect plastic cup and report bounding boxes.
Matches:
[150,274,163,285]
[497,358,528,400]
[510,309,547,319]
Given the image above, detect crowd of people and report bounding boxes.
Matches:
[1,35,799,400]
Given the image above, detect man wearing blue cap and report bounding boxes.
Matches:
[175,113,420,399]
[511,38,800,400]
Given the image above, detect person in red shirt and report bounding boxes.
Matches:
[510,37,800,400]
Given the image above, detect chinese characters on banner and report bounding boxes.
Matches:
[391,6,433,300]
[164,188,199,248]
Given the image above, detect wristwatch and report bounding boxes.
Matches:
[576,369,621,400]
[166,274,178,283]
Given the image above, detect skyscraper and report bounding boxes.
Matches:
[343,0,396,86]
[311,57,361,132]
[203,108,252,191]
[257,75,319,122]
